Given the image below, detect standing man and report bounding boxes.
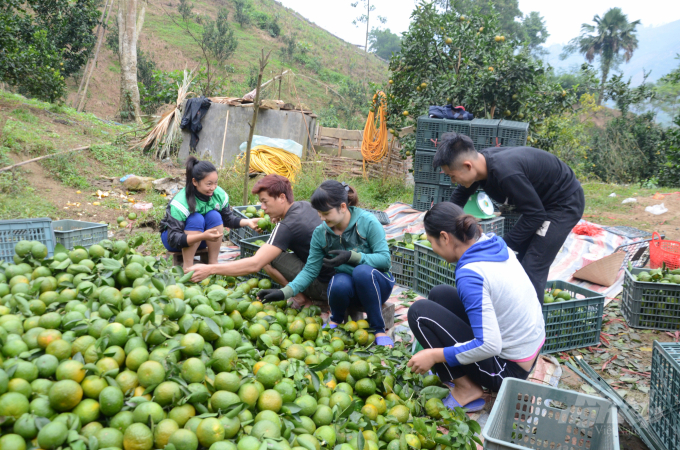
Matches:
[432,133,584,304]
[185,174,334,309]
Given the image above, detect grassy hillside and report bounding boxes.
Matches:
[68,0,389,121]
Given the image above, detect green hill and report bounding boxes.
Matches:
[69,0,389,121]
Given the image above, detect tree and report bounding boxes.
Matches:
[434,0,548,50]
[164,0,238,96]
[368,28,401,60]
[381,4,576,156]
[520,11,549,56]
[561,7,640,106]
[0,0,99,102]
[118,0,147,124]
[351,0,386,53]
[232,0,251,28]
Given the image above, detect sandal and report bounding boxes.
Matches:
[323,322,338,329]
[442,393,485,412]
[375,335,394,346]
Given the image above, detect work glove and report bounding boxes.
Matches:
[257,289,285,303]
[323,250,359,268]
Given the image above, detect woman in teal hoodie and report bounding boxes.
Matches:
[257,181,395,346]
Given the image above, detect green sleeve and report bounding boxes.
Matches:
[280,226,326,299]
[355,216,391,271]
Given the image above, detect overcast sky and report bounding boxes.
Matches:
[276,0,680,47]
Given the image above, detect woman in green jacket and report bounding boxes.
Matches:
[159,156,258,269]
[258,180,395,346]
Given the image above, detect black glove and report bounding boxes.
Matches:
[323,250,353,268]
[257,289,285,303]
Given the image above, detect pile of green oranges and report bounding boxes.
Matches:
[0,238,476,450]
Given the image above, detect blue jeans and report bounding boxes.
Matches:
[327,264,395,334]
[161,210,223,252]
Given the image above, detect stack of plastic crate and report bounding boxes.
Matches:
[412,116,469,212]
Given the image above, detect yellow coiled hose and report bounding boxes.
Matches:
[238,145,302,182]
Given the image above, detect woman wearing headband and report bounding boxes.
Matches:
[159,156,260,269]
[257,180,396,346]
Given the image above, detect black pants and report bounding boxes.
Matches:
[407,285,533,393]
[514,187,585,304]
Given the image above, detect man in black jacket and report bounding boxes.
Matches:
[433,133,585,304]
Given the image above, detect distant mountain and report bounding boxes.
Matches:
[541,19,680,85]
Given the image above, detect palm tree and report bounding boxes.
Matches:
[561,8,640,105]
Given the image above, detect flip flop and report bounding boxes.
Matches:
[323,322,338,329]
[442,393,485,412]
[443,381,456,390]
[376,335,394,346]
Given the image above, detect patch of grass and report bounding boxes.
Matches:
[136,191,170,228]
[10,108,39,124]
[89,144,167,178]
[0,188,59,219]
[41,153,91,189]
[133,231,166,257]
[582,182,655,215]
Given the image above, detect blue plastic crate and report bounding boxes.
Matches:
[416,116,471,151]
[0,218,55,263]
[470,118,500,150]
[498,120,529,147]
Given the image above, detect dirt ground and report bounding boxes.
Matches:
[588,191,680,242]
[557,298,677,448]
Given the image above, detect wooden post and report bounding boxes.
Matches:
[278,68,283,100]
[243,49,271,205]
[219,110,230,169]
[337,138,343,157]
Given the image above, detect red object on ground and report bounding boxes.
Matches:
[572,222,603,236]
[650,232,680,270]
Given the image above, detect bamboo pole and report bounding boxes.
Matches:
[243,49,271,205]
[0,146,93,172]
[219,110,230,169]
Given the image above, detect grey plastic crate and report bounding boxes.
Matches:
[229,205,264,246]
[52,220,108,250]
[650,341,680,450]
[498,120,529,147]
[416,116,471,151]
[365,209,390,225]
[542,281,605,354]
[239,234,280,289]
[413,183,439,212]
[413,150,452,186]
[390,244,415,288]
[0,218,55,262]
[470,119,500,150]
[483,378,619,450]
[621,267,680,331]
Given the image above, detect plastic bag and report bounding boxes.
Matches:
[622,198,637,204]
[645,203,668,215]
[239,135,303,158]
